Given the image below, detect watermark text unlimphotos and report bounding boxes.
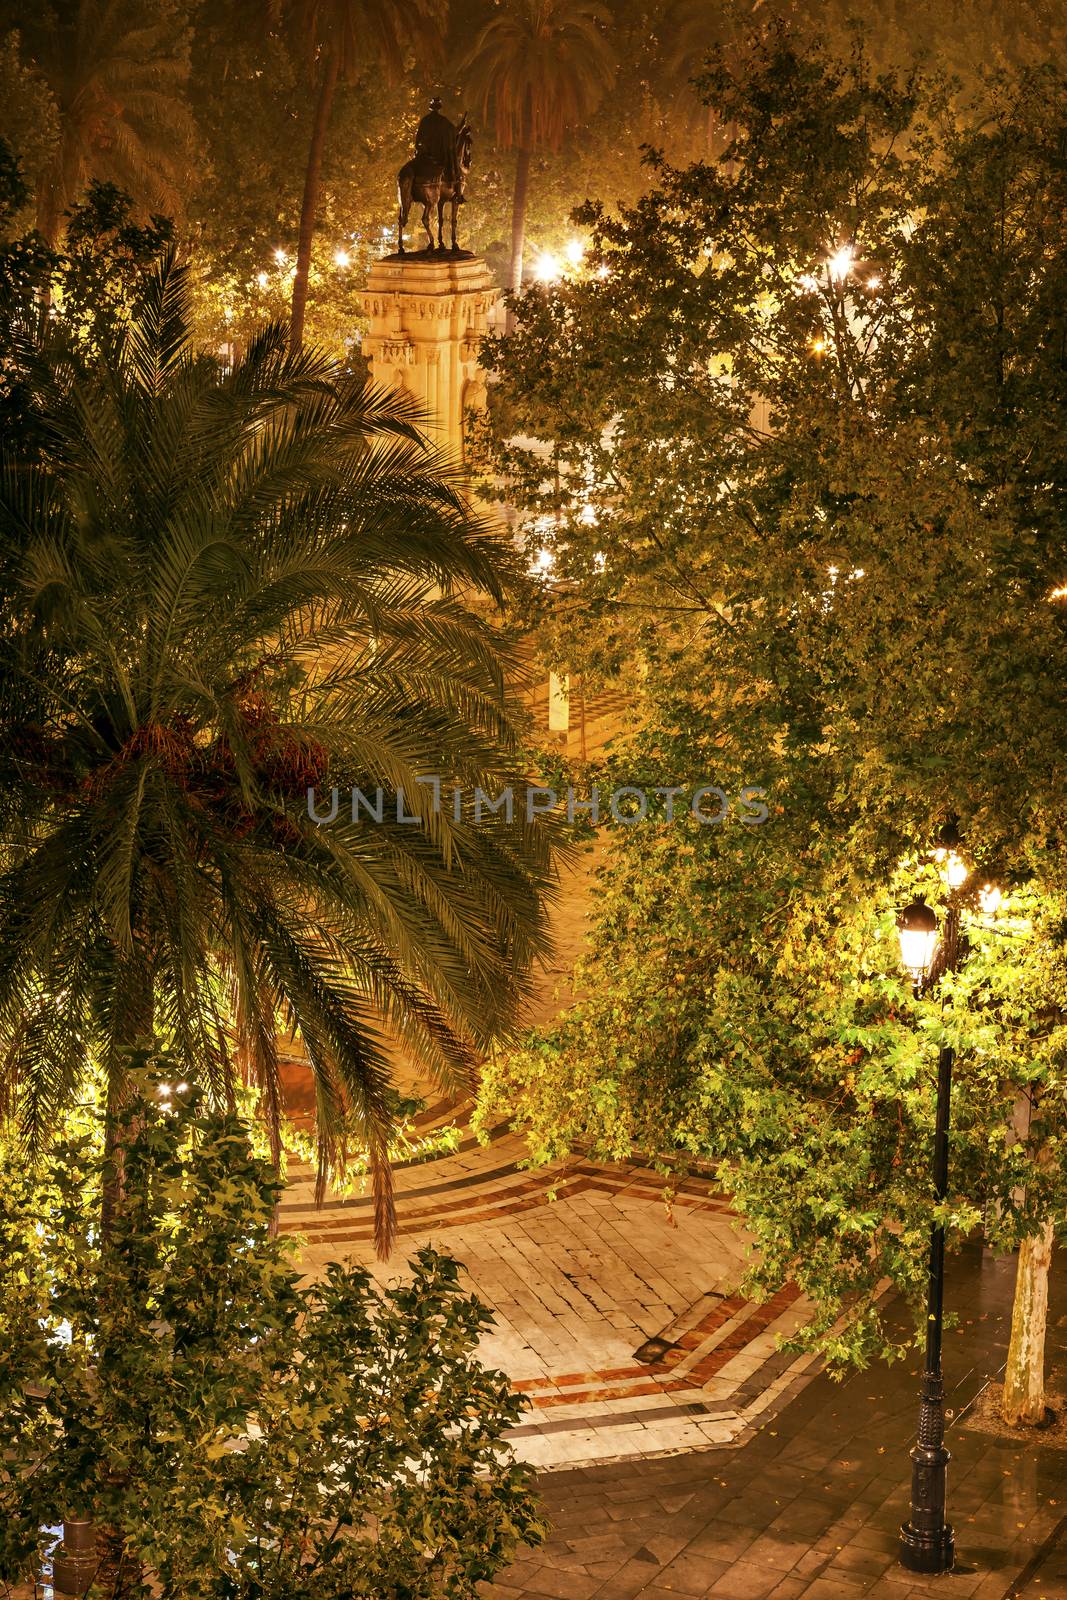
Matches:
[307,780,769,828]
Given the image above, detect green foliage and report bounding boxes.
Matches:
[477,32,1067,1365]
[11,0,195,242]
[0,246,561,1249]
[0,181,175,455]
[0,1077,543,1597]
[0,32,59,233]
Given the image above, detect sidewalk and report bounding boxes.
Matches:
[483,1244,1067,1600]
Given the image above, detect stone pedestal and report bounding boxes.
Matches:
[359,254,498,461]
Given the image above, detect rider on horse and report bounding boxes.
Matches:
[397,97,473,254]
[413,98,457,187]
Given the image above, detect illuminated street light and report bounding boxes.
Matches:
[897,899,938,983]
[533,251,562,284]
[334,247,351,269]
[564,237,585,268]
[896,820,999,1577]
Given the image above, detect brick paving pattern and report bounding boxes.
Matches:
[482,1247,1067,1600]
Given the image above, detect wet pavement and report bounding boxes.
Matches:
[483,1244,1067,1600]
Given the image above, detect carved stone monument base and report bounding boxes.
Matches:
[359,254,498,461]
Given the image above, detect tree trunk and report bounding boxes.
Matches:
[509,144,531,301]
[1001,1221,1054,1426]
[290,48,340,355]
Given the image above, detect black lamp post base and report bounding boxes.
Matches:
[899,1521,955,1574]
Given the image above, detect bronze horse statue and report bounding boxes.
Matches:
[397,117,472,255]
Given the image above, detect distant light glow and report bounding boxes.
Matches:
[578,502,598,526]
[533,251,562,284]
[533,547,554,574]
[1050,584,1067,599]
[334,247,351,268]
[827,244,855,283]
[256,271,269,289]
[564,237,585,268]
[595,262,610,280]
[979,884,1002,914]
[811,336,827,354]
[273,247,287,265]
[867,275,882,291]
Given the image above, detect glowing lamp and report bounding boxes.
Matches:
[897,899,938,982]
[533,251,561,284]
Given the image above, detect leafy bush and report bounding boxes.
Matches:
[0,1076,544,1598]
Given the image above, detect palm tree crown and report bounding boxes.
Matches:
[463,0,616,151]
[18,0,194,243]
[461,0,615,294]
[0,251,559,1250]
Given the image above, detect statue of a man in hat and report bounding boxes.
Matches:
[413,96,457,185]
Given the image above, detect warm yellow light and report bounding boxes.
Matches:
[898,900,938,981]
[578,502,597,526]
[811,336,827,354]
[1050,584,1067,600]
[564,237,585,268]
[978,884,1002,914]
[533,547,554,573]
[827,244,854,283]
[595,262,610,280]
[273,247,288,265]
[256,271,269,289]
[334,247,351,269]
[933,848,968,889]
[867,275,882,291]
[533,251,562,284]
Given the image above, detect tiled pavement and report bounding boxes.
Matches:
[279,1101,825,1469]
[483,1245,1067,1600]
[278,837,829,1470]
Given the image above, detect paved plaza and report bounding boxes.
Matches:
[481,1247,1067,1600]
[277,791,1067,1594]
[282,1101,821,1470]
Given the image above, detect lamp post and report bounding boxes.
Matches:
[896,893,960,1575]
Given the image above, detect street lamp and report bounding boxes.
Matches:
[896,888,961,1575]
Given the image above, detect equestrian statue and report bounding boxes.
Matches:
[397,97,473,255]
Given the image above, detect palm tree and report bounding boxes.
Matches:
[16,0,194,244]
[273,0,447,352]
[0,250,559,1252]
[461,0,616,297]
